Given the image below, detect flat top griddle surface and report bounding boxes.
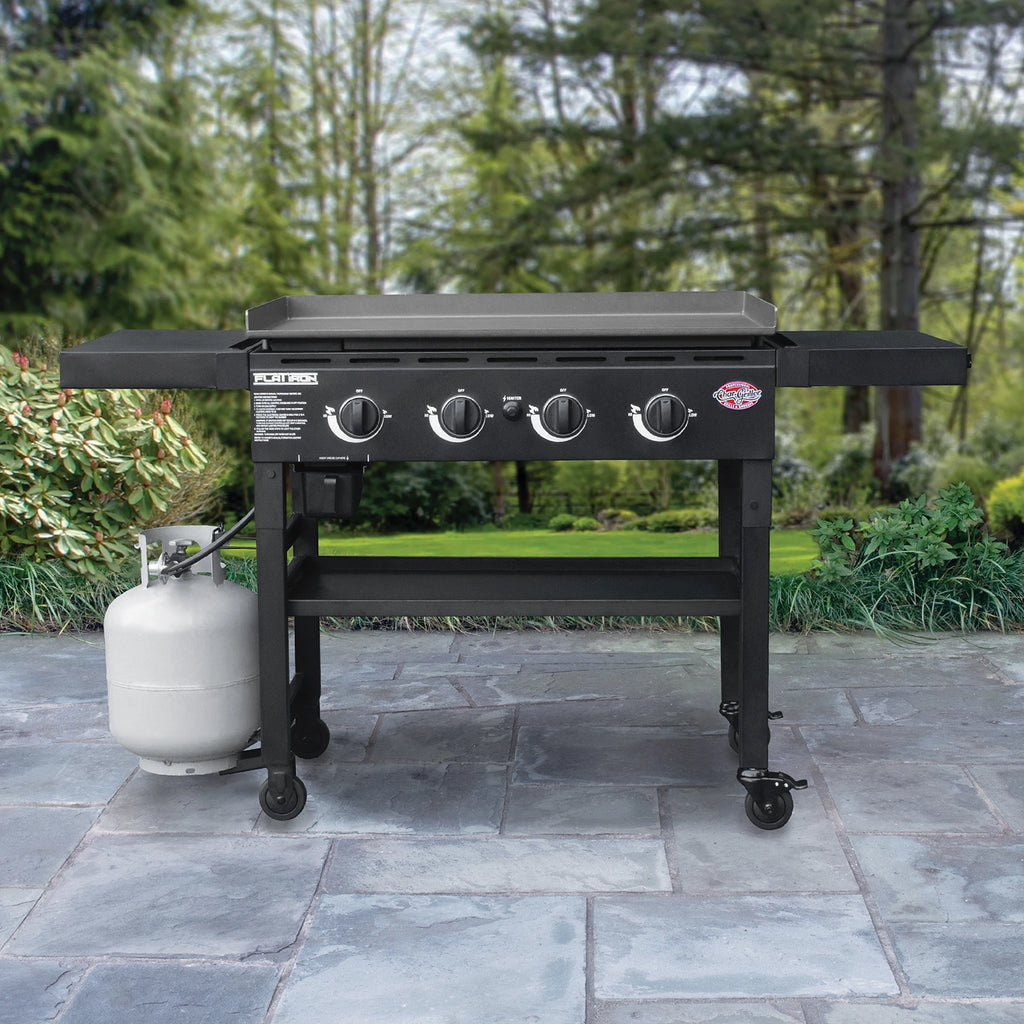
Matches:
[245,291,778,341]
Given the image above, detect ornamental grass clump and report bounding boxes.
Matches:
[772,482,1024,633]
[1,344,207,577]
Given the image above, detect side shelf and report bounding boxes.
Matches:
[773,330,970,387]
[284,555,741,618]
[59,330,252,390]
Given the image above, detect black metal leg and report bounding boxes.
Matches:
[734,460,771,769]
[291,514,330,760]
[729,460,807,829]
[254,462,305,819]
[717,462,741,734]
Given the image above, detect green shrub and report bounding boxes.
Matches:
[572,516,600,532]
[628,508,717,532]
[988,470,1024,543]
[791,482,1022,632]
[502,512,549,530]
[597,508,637,527]
[0,344,208,576]
[548,513,577,532]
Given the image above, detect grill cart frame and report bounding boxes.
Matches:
[61,291,969,827]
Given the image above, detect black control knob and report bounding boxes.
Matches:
[643,394,688,438]
[541,394,586,438]
[338,396,382,439]
[439,395,484,439]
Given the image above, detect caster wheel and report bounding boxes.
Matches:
[744,788,793,830]
[259,776,307,821]
[728,724,771,755]
[292,718,331,759]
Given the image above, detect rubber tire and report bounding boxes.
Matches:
[729,725,772,755]
[292,718,331,759]
[744,788,794,830]
[259,776,307,821]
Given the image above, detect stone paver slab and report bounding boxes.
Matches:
[98,769,262,833]
[273,894,585,1024]
[0,704,111,746]
[594,1002,807,1024]
[59,962,281,1024]
[0,960,87,1024]
[851,683,1024,724]
[504,784,661,834]
[820,764,1002,833]
[0,635,106,709]
[667,787,857,893]
[0,742,135,804]
[321,669,469,713]
[370,707,514,763]
[452,631,711,659]
[0,888,42,946]
[819,1002,1024,1023]
[852,835,1024,923]
[7,834,329,957]
[256,762,506,835]
[514,725,730,786]
[803,722,1022,763]
[594,894,896,999]
[460,665,701,706]
[967,765,1024,832]
[769,654,1000,690]
[888,921,1024,997]
[0,806,98,886]
[324,836,671,893]
[321,630,456,660]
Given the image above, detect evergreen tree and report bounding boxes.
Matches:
[0,0,226,335]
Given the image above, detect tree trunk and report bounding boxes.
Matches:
[515,461,532,514]
[874,0,923,494]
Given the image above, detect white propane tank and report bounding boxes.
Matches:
[103,526,259,775]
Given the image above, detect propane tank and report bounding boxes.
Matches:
[103,526,259,775]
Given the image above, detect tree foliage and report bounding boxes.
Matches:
[0,343,210,576]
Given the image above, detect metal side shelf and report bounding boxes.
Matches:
[284,555,741,618]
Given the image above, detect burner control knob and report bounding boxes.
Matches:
[643,394,688,438]
[440,395,484,439]
[338,396,382,439]
[541,394,586,438]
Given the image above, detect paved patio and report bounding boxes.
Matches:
[2,626,1024,1023]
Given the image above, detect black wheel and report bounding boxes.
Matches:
[259,776,307,821]
[744,788,794,830]
[728,724,771,755]
[728,724,739,753]
[292,718,331,759]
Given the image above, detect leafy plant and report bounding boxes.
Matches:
[572,516,600,532]
[548,513,577,532]
[622,508,718,532]
[987,470,1024,544]
[0,345,207,576]
[795,483,1020,632]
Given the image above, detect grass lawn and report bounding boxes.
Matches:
[309,528,818,575]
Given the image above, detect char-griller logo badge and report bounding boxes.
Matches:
[252,371,319,386]
[713,380,762,411]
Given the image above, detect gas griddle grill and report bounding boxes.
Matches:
[61,292,969,827]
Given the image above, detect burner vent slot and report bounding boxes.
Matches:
[418,356,469,364]
[348,356,400,364]
[555,355,606,364]
[281,357,332,365]
[624,355,675,364]
[486,356,538,364]
[694,354,746,362]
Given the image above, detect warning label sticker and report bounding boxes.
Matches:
[252,391,309,442]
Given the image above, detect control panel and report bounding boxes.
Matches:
[249,356,775,463]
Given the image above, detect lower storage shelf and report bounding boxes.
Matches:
[285,555,740,617]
